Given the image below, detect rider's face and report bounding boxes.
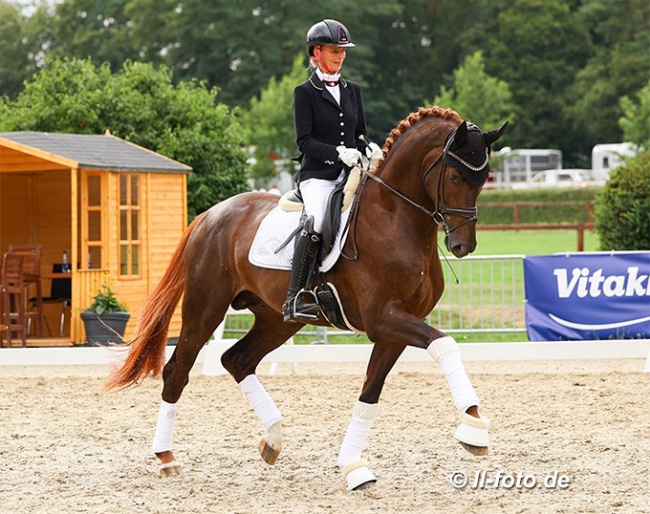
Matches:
[315,45,346,73]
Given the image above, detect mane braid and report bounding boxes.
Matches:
[373,106,462,172]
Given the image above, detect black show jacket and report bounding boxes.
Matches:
[293,73,369,182]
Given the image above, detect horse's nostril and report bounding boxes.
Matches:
[452,244,467,257]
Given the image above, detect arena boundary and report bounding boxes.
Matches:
[1,340,648,371]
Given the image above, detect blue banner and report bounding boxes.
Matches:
[524,252,650,341]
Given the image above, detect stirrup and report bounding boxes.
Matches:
[284,289,320,322]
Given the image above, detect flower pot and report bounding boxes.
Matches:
[81,311,130,345]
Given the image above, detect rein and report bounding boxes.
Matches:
[366,126,479,235]
[340,124,481,261]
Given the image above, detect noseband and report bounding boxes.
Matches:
[364,126,481,237]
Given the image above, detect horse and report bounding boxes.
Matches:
[106,106,507,491]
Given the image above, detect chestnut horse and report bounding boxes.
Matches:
[106,106,506,490]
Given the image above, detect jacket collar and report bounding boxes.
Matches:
[309,73,349,109]
[309,72,348,91]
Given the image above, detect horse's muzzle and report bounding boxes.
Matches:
[445,234,476,258]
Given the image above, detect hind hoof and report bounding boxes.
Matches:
[259,439,280,465]
[159,461,182,478]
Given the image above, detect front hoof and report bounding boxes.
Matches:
[459,442,489,456]
[159,461,182,478]
[342,460,377,491]
[454,412,490,456]
[352,480,377,491]
[259,438,280,465]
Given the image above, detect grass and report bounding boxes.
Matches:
[471,229,600,255]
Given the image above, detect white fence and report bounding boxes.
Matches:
[221,254,528,343]
[2,254,649,371]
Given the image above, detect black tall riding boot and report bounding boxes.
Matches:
[283,226,322,322]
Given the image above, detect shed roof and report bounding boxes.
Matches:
[0,131,191,173]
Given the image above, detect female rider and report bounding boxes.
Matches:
[283,19,381,322]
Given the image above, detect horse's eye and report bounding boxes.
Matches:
[449,173,461,185]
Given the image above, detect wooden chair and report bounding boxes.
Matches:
[33,264,72,337]
[8,244,45,338]
[0,253,27,348]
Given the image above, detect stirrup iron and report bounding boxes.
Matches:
[290,289,319,321]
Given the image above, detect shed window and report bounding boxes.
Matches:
[85,174,103,268]
[119,174,141,276]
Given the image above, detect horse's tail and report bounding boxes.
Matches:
[105,213,206,391]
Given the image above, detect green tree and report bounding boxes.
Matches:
[430,50,516,133]
[241,55,307,180]
[484,0,592,163]
[0,0,53,99]
[0,2,30,98]
[0,58,249,216]
[568,0,650,150]
[619,80,650,150]
[48,0,140,70]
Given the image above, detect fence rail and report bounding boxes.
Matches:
[223,254,528,343]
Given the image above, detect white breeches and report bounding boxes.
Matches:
[427,336,480,413]
[299,169,347,233]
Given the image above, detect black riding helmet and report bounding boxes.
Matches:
[306,19,355,56]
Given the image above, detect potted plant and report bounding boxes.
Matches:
[81,280,130,345]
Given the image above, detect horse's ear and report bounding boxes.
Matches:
[453,121,469,147]
[484,121,509,146]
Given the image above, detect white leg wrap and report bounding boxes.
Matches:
[337,401,380,468]
[152,400,178,454]
[239,374,283,429]
[428,336,480,413]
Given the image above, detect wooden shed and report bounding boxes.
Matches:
[0,131,190,345]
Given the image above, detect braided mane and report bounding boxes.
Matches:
[374,106,462,171]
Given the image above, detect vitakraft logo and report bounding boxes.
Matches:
[553,266,650,299]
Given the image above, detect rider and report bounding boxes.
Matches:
[283,19,382,323]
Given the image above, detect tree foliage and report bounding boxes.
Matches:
[483,0,592,163]
[568,0,650,155]
[619,80,650,150]
[430,51,516,132]
[241,54,307,179]
[594,151,650,251]
[0,57,249,216]
[2,0,649,172]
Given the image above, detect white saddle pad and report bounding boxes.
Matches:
[248,205,351,272]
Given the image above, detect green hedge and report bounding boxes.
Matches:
[594,152,650,250]
[477,187,601,225]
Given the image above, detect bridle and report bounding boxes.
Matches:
[363,126,483,237]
